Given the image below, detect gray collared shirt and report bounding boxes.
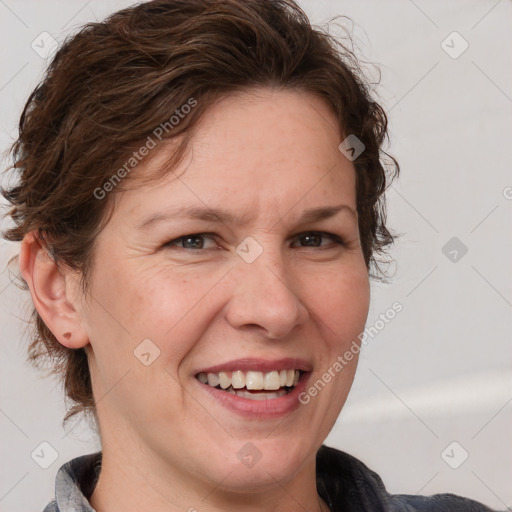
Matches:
[43,452,100,512]
[42,446,499,512]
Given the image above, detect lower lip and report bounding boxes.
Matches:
[197,373,311,418]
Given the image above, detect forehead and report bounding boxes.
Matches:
[111,88,356,224]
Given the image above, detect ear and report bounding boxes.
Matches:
[19,231,89,349]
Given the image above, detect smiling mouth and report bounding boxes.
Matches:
[196,369,303,400]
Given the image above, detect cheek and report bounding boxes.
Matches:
[123,270,225,359]
[305,264,370,347]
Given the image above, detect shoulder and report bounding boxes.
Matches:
[316,445,498,511]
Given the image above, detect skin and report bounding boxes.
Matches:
[20,88,370,512]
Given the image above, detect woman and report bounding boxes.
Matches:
[1,0,499,510]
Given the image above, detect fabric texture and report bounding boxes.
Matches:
[42,444,499,512]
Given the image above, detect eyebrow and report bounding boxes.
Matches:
[137,204,357,231]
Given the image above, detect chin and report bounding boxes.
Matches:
[208,436,316,491]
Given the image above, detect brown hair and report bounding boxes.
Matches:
[1,0,399,428]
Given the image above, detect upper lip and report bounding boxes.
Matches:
[195,358,312,375]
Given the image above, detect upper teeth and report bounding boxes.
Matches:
[197,369,300,390]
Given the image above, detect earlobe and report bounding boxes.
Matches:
[18,231,90,350]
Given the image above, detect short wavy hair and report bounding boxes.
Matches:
[1,0,399,429]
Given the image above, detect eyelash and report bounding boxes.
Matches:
[163,231,346,251]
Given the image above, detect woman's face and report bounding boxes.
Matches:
[78,88,370,490]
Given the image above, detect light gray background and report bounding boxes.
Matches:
[1,1,511,511]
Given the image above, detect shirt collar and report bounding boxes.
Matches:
[54,452,102,512]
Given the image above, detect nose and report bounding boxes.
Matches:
[225,250,309,340]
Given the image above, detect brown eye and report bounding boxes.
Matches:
[292,231,344,248]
